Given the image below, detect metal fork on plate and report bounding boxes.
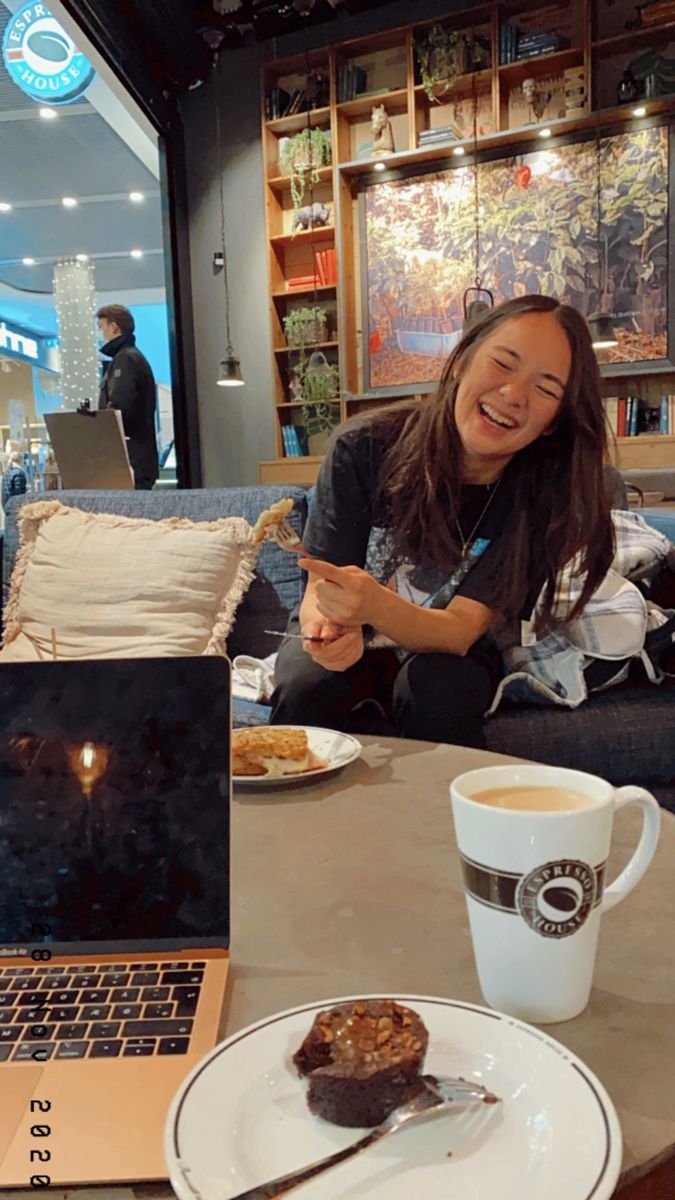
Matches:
[222,1075,499,1200]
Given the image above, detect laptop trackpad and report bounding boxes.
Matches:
[0,1068,43,1165]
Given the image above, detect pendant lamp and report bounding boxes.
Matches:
[213,50,245,387]
[462,71,493,334]
[588,132,617,351]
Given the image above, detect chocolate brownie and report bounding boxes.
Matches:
[293,999,429,1127]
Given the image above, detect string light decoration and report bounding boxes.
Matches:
[53,259,100,409]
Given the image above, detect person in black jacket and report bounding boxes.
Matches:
[96,304,159,490]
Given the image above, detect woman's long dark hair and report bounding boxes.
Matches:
[339,295,615,632]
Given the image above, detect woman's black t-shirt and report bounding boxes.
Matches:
[303,424,543,620]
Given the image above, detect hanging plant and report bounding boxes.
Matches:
[302,371,340,435]
[279,127,332,209]
[283,305,327,349]
[415,25,486,103]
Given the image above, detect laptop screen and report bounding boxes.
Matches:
[0,658,230,955]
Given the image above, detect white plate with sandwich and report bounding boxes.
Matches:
[232,725,362,787]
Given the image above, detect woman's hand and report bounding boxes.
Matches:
[299,558,382,626]
[301,619,364,672]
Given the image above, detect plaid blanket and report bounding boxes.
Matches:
[487,510,675,713]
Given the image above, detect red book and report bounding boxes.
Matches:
[315,251,326,285]
[617,397,627,438]
[287,274,318,288]
[329,247,338,284]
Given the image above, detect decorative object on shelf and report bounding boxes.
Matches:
[371,104,395,156]
[213,50,244,388]
[564,66,587,118]
[463,75,494,334]
[522,77,552,123]
[283,306,327,348]
[289,366,304,402]
[626,45,675,97]
[292,201,331,232]
[280,126,332,210]
[415,24,485,104]
[617,69,639,105]
[301,349,340,451]
[588,131,618,352]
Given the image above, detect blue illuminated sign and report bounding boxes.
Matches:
[2,3,95,106]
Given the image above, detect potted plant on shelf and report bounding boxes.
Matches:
[283,306,328,349]
[300,351,340,455]
[415,25,487,102]
[279,127,332,209]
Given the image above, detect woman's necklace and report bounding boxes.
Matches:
[454,474,503,560]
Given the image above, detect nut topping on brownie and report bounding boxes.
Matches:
[293,999,429,1127]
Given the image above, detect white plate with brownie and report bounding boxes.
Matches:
[165,994,622,1200]
[232,725,362,787]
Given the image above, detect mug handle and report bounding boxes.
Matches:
[601,787,661,913]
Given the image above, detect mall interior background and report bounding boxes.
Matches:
[0,0,173,511]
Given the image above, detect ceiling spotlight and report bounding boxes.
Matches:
[293,0,316,15]
[453,145,465,155]
[632,105,647,117]
[22,257,35,265]
[129,191,144,202]
[130,249,144,258]
[373,161,386,172]
[0,202,12,212]
[76,253,88,262]
[538,128,552,139]
[39,106,57,119]
[62,196,78,207]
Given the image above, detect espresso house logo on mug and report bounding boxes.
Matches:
[460,854,604,939]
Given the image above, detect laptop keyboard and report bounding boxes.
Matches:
[0,961,206,1063]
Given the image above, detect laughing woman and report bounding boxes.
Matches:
[269,295,615,748]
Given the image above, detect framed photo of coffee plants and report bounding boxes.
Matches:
[360,123,672,393]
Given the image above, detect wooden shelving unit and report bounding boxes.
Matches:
[259,0,675,484]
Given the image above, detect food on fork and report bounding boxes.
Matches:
[232,726,326,777]
[251,497,295,543]
[293,999,429,1127]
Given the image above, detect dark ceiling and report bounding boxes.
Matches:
[62,0,399,107]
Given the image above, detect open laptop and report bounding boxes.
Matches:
[0,656,231,1188]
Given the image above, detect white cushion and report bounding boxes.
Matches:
[0,500,259,661]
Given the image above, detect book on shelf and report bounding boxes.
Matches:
[499,23,519,64]
[286,273,321,289]
[265,86,291,120]
[281,424,304,456]
[628,396,638,437]
[337,62,369,102]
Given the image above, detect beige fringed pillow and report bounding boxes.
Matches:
[0,500,260,662]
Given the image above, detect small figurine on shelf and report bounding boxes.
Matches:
[292,201,331,232]
[617,68,639,104]
[289,366,304,403]
[371,104,395,156]
[522,77,551,123]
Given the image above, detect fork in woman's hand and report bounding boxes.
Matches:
[265,515,308,557]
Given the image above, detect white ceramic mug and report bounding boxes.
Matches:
[450,764,661,1024]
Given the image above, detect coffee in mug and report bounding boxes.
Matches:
[451,764,661,1023]
[472,786,592,812]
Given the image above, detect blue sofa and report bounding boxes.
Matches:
[3,486,674,810]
